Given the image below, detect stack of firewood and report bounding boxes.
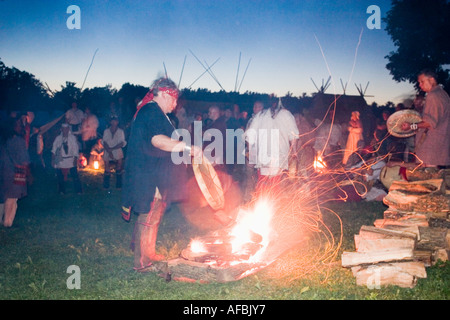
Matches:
[342,177,450,289]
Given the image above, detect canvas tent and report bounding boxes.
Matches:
[306,92,375,144]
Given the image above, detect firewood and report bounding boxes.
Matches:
[355,237,415,253]
[165,258,268,283]
[447,231,450,249]
[341,248,414,267]
[416,227,447,251]
[382,179,449,213]
[374,217,429,228]
[413,250,433,267]
[358,225,417,241]
[388,179,444,194]
[432,249,449,263]
[383,210,428,221]
[353,262,426,289]
[380,225,421,239]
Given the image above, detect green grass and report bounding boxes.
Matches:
[0,167,449,301]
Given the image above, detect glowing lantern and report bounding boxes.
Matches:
[93,160,99,170]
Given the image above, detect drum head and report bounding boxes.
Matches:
[387,110,422,138]
[192,156,225,210]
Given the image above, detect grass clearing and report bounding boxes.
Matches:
[0,167,448,301]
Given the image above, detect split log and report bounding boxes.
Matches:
[351,261,426,289]
[355,237,415,253]
[358,225,417,241]
[374,217,429,228]
[413,250,433,267]
[383,179,450,213]
[447,231,450,249]
[383,210,428,221]
[164,258,268,283]
[380,225,421,239]
[416,227,448,251]
[432,249,449,263]
[341,248,414,267]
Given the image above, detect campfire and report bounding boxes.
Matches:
[182,198,274,266]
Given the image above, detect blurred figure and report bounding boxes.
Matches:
[65,101,85,135]
[51,123,82,194]
[80,106,99,158]
[0,118,31,227]
[102,116,126,189]
[245,97,299,187]
[372,109,391,157]
[343,111,364,165]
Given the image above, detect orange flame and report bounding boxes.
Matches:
[313,154,327,173]
[230,198,274,263]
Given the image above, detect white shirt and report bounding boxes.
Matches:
[52,133,79,169]
[102,127,127,161]
[245,108,299,176]
[81,114,99,141]
[65,108,85,126]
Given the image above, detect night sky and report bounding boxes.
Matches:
[0,0,416,105]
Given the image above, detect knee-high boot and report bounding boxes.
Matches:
[133,198,166,271]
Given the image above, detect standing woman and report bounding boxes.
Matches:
[0,118,31,227]
[343,111,364,165]
[121,77,202,271]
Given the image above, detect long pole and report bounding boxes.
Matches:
[234,52,241,92]
[178,55,187,88]
[189,49,224,90]
[238,58,252,93]
[187,58,221,89]
[80,48,99,91]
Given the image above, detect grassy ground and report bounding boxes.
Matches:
[0,166,449,302]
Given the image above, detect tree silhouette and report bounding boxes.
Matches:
[384,0,450,93]
[0,59,50,112]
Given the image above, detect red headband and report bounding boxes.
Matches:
[158,87,179,99]
[134,87,179,119]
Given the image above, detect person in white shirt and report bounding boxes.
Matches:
[80,106,99,157]
[65,102,85,134]
[102,116,127,188]
[245,98,299,187]
[51,123,82,194]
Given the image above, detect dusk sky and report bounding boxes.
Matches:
[0,0,417,105]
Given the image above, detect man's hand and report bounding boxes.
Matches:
[401,122,411,131]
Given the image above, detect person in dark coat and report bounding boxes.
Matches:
[121,77,201,271]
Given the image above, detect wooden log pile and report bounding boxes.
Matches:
[342,177,450,289]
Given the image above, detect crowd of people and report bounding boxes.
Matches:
[0,70,448,274]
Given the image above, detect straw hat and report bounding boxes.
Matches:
[387,109,422,138]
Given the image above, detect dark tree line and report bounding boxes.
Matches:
[384,0,450,94]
